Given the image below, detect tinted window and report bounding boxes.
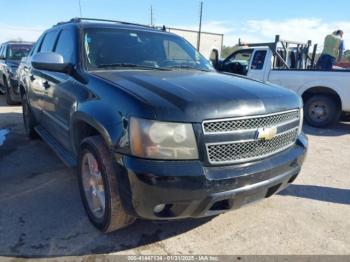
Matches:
[54,29,75,63]
[83,28,213,71]
[28,43,36,56]
[40,30,59,52]
[251,50,267,70]
[7,44,32,60]
[32,34,45,56]
[224,49,253,66]
[0,45,6,58]
[163,41,192,62]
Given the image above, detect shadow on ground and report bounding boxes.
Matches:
[0,110,212,258]
[279,184,350,205]
[303,122,350,137]
[0,98,348,258]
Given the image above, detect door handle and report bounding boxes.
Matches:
[30,75,35,81]
[43,81,50,89]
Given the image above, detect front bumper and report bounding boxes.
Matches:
[116,133,308,220]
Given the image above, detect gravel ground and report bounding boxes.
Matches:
[0,95,349,259]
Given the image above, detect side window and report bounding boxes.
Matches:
[54,29,75,63]
[0,46,3,58]
[251,50,267,70]
[39,30,59,52]
[32,34,45,56]
[225,50,253,65]
[28,43,36,56]
[1,45,7,58]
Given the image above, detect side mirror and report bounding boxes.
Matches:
[209,49,219,69]
[32,52,72,73]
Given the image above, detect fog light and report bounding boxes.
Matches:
[153,204,166,213]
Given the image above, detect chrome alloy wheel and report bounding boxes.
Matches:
[81,152,106,219]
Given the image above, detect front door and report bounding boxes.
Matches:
[41,71,76,151]
[247,49,269,81]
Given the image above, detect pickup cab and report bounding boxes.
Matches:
[19,18,307,233]
[212,36,350,127]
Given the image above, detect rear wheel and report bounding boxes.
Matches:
[77,135,135,232]
[22,93,38,139]
[304,95,340,127]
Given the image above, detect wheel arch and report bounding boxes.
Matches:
[71,112,114,154]
[301,86,342,111]
[19,83,26,98]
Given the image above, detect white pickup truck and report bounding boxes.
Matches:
[211,36,350,127]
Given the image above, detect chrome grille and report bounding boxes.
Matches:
[203,110,299,134]
[206,128,298,164]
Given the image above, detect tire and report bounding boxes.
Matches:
[4,78,17,105]
[304,95,340,128]
[77,135,135,232]
[22,93,38,139]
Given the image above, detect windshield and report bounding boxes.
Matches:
[83,28,213,71]
[7,44,32,60]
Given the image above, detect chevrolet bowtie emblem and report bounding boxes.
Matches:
[256,127,278,141]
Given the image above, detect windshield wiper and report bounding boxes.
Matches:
[164,65,210,72]
[97,63,169,71]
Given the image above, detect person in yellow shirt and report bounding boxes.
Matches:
[316,30,344,70]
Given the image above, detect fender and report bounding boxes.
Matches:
[70,103,126,154]
[297,80,346,110]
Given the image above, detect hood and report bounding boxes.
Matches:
[6,60,20,68]
[93,70,301,122]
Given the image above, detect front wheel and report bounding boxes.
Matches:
[5,79,17,105]
[22,93,38,139]
[77,135,135,232]
[304,95,340,127]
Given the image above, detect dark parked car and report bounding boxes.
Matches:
[0,41,33,104]
[19,18,307,233]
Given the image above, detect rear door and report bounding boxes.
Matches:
[41,27,78,151]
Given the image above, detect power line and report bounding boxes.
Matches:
[150,5,154,26]
[197,1,203,51]
[78,0,83,17]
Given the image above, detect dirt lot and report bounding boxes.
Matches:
[0,95,349,258]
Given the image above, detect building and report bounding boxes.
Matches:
[167,27,223,59]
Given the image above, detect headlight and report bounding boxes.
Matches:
[298,108,304,135]
[130,117,199,160]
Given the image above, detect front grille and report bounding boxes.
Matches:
[206,128,299,164]
[203,110,299,134]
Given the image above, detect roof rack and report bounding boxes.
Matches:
[55,17,167,31]
[2,40,34,44]
[238,35,317,69]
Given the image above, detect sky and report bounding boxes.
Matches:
[0,0,349,49]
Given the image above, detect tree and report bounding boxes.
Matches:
[221,45,241,59]
[344,50,350,62]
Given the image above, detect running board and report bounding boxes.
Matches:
[34,126,77,167]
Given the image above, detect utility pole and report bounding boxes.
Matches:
[197,1,203,51]
[150,5,154,26]
[78,0,83,17]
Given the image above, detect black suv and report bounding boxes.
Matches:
[0,41,33,104]
[20,18,308,232]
